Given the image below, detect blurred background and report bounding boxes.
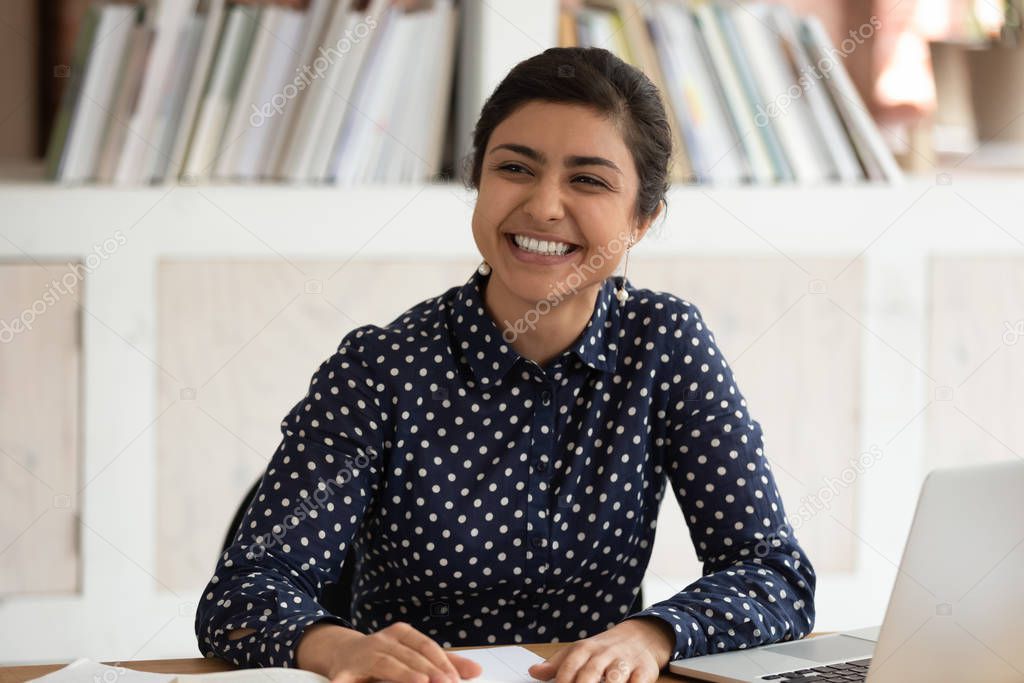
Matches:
[0,0,1022,666]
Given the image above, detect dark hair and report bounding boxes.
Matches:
[462,46,673,225]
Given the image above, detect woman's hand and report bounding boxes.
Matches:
[296,621,483,683]
[527,618,676,683]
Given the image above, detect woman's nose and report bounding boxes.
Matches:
[522,178,565,223]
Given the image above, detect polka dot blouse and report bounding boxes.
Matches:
[195,267,817,669]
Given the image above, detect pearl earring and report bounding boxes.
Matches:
[477,261,491,276]
[616,282,629,304]
[616,234,633,305]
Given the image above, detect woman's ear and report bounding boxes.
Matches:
[632,199,664,246]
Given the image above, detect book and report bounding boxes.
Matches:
[44,5,101,180]
[276,0,352,182]
[211,3,279,179]
[691,1,775,183]
[214,5,307,180]
[574,0,695,183]
[306,0,383,182]
[712,3,794,182]
[145,12,207,182]
[800,15,903,183]
[377,0,457,183]
[26,645,548,683]
[766,5,863,183]
[730,4,832,183]
[327,1,460,185]
[112,0,199,184]
[328,2,401,184]
[95,18,154,183]
[54,4,137,182]
[650,0,745,184]
[263,0,336,180]
[642,6,702,180]
[166,0,228,182]
[181,3,260,181]
[239,6,307,180]
[454,0,559,174]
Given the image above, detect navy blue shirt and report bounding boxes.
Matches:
[195,267,816,668]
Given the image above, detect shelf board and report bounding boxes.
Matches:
[0,175,1021,258]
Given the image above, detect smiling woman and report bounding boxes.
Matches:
[468,95,662,367]
[195,47,816,683]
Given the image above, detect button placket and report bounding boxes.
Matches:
[527,379,557,589]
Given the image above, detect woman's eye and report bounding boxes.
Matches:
[573,175,607,188]
[499,163,529,174]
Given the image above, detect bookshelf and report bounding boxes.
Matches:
[35,0,904,187]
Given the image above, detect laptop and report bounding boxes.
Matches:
[668,459,1024,683]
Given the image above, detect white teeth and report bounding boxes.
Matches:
[512,234,575,256]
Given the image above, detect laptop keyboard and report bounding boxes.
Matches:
[759,657,872,681]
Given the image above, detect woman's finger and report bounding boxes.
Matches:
[554,645,597,683]
[373,653,432,683]
[445,652,484,679]
[390,641,458,683]
[625,661,656,683]
[527,645,570,680]
[570,652,614,683]
[603,658,631,683]
[394,627,461,681]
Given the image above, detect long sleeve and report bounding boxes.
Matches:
[195,325,390,668]
[622,303,816,660]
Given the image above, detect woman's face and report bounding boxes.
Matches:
[471,100,655,306]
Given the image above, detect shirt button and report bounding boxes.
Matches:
[536,461,547,473]
[541,390,552,406]
[531,537,545,549]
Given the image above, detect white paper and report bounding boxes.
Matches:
[27,646,549,683]
[449,646,549,683]
[27,658,178,683]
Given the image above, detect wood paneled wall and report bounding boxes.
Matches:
[0,263,81,595]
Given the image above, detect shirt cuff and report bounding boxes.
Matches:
[204,609,356,669]
[266,611,356,669]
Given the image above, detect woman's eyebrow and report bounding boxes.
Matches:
[489,143,622,175]
[567,154,622,174]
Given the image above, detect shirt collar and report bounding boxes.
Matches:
[447,267,622,387]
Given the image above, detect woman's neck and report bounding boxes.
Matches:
[482,274,601,368]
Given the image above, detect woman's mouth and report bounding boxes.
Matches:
[504,233,582,265]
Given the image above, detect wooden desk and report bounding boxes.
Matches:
[0,642,711,683]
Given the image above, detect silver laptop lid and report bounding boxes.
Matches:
[868,459,1024,683]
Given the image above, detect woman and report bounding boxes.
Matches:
[195,46,816,683]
